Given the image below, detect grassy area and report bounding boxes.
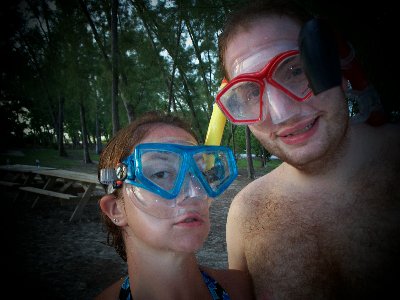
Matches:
[236,157,282,174]
[0,148,282,175]
[0,148,100,170]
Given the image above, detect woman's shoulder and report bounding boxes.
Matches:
[94,277,127,300]
[201,266,255,300]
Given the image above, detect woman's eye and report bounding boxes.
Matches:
[151,171,169,179]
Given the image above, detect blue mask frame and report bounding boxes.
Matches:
[120,143,238,199]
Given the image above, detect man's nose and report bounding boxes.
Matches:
[265,84,304,124]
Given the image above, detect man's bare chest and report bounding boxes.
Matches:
[242,170,400,298]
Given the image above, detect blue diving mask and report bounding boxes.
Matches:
[100,143,238,199]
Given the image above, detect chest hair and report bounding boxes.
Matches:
[242,159,400,299]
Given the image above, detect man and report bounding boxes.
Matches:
[217,1,400,299]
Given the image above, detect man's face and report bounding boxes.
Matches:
[224,16,349,167]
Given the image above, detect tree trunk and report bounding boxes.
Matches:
[80,102,92,164]
[95,103,102,155]
[58,95,68,157]
[168,18,182,112]
[71,134,79,150]
[260,146,267,168]
[120,73,134,123]
[80,0,133,123]
[245,126,254,179]
[111,0,120,136]
[179,71,204,140]
[184,16,212,111]
[230,123,236,159]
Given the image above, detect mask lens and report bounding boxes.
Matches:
[139,149,181,193]
[270,54,311,100]
[194,150,236,196]
[218,80,262,124]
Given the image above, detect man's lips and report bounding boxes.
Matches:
[276,117,319,145]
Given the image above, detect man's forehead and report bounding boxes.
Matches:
[230,42,298,77]
[225,16,301,77]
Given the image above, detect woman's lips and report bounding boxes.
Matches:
[173,212,205,226]
[277,117,319,145]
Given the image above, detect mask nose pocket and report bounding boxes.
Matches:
[178,173,208,204]
[266,84,303,124]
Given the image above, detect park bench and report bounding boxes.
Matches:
[19,186,79,204]
[0,180,21,188]
[19,186,79,199]
[1,164,102,221]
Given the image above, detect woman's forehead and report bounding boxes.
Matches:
[141,124,197,145]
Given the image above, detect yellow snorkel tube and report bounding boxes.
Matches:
[205,78,228,146]
[204,79,228,170]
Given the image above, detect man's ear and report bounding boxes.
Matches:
[99,194,128,226]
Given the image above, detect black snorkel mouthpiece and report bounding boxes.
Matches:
[298,18,342,95]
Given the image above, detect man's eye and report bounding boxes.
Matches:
[227,95,240,110]
[290,66,303,77]
[240,83,260,101]
[244,89,260,104]
[248,88,260,99]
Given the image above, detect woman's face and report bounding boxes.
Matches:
[122,124,211,254]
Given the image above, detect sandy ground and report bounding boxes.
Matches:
[2,165,259,299]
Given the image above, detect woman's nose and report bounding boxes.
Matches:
[176,173,208,204]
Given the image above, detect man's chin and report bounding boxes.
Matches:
[279,148,325,170]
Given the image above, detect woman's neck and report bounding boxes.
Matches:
[126,248,211,300]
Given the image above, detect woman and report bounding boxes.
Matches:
[95,111,254,300]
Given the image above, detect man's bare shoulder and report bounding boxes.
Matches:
[379,122,400,144]
[378,123,400,157]
[353,122,400,160]
[354,122,400,142]
[230,164,287,217]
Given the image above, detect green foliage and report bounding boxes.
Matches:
[225,125,266,157]
[1,0,398,152]
[0,147,282,177]
[236,157,282,174]
[0,100,30,147]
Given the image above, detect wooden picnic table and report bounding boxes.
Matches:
[0,164,104,222]
[0,164,55,183]
[0,164,56,189]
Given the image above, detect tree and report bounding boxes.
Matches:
[245,126,255,179]
[58,96,67,156]
[111,0,120,135]
[80,101,92,164]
